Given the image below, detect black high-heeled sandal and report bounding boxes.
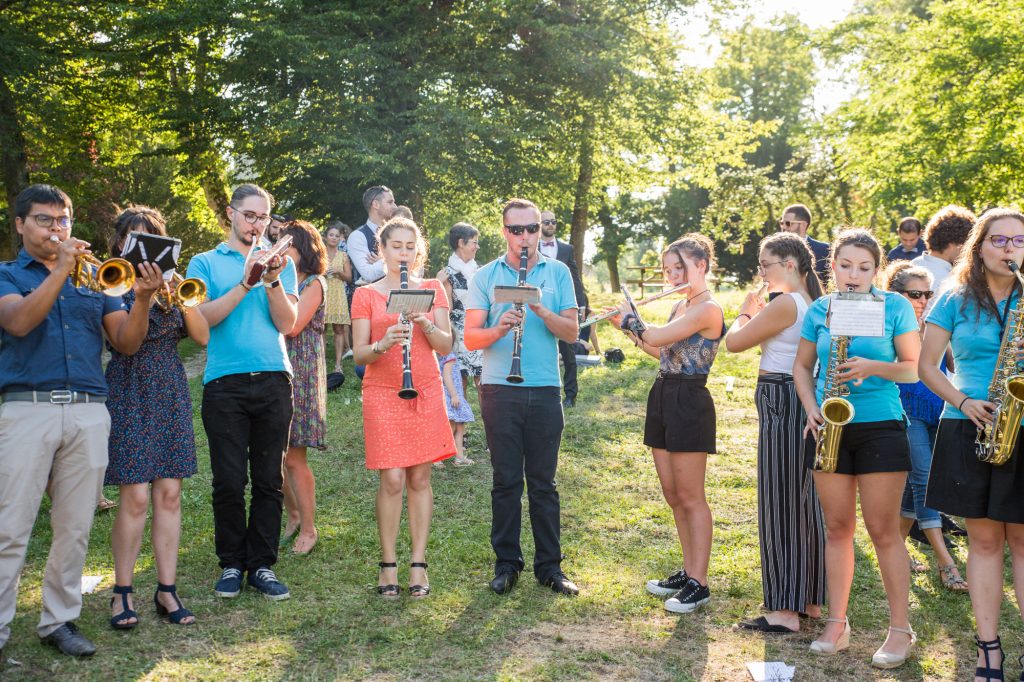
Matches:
[154,583,194,625]
[975,635,1004,681]
[377,562,400,599]
[1017,653,1023,682]
[110,584,138,630]
[409,562,431,599]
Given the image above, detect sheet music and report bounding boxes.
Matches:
[385,289,435,315]
[827,292,885,337]
[493,285,541,305]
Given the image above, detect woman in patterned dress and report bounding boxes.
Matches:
[280,221,328,556]
[106,206,209,629]
[353,217,456,598]
[436,222,483,385]
[323,223,352,372]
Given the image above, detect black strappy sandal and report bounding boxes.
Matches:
[409,562,431,599]
[1018,653,1023,682]
[110,584,138,630]
[975,635,1004,681]
[377,561,400,599]
[154,583,195,625]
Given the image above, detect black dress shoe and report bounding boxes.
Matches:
[543,572,580,596]
[563,397,575,409]
[42,622,96,657]
[490,569,520,595]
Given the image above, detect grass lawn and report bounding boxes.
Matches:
[3,290,1020,681]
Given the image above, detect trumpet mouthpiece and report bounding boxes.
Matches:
[49,235,60,243]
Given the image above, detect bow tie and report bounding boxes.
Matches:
[542,241,555,248]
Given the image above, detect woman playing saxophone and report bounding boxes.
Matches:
[792,229,920,668]
[918,208,1024,682]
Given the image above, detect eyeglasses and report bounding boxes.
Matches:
[234,209,272,227]
[895,289,934,300]
[778,220,806,228]
[29,214,73,229]
[756,260,786,274]
[541,219,556,226]
[988,235,1024,249]
[504,223,541,235]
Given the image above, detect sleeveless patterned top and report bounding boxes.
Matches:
[659,301,726,375]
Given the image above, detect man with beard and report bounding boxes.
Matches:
[187,184,298,602]
[348,186,397,285]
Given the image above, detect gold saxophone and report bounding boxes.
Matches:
[814,334,855,472]
[975,261,1024,465]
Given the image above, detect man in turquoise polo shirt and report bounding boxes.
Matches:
[187,184,298,602]
[465,198,581,597]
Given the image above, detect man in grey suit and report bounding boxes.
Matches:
[539,210,587,408]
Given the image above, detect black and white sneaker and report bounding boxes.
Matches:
[645,569,688,597]
[664,577,710,614]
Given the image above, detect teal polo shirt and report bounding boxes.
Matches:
[800,287,918,423]
[186,243,298,383]
[466,254,578,387]
[926,286,1020,420]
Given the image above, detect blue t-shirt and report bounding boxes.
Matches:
[925,286,1020,420]
[0,249,126,395]
[466,254,578,387]
[187,243,298,383]
[800,287,919,423]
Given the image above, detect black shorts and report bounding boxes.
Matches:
[926,418,1024,523]
[644,374,717,453]
[803,419,910,475]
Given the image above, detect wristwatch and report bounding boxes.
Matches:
[267,279,282,289]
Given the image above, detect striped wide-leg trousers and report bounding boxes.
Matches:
[754,375,826,611]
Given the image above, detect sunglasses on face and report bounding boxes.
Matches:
[778,220,805,228]
[541,219,556,226]
[988,235,1024,249]
[504,223,540,235]
[896,289,933,300]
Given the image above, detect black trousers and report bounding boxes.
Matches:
[558,340,578,402]
[479,384,564,581]
[202,371,293,571]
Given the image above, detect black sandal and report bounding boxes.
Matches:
[409,562,431,599]
[154,583,194,625]
[975,635,1004,681]
[377,562,400,599]
[110,584,138,630]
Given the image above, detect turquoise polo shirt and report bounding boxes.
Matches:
[466,254,578,387]
[186,243,298,383]
[926,286,1020,420]
[800,287,918,423]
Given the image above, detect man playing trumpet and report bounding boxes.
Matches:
[0,184,162,658]
[465,198,581,597]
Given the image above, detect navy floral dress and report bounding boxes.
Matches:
[104,291,198,484]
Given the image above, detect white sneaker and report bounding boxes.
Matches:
[342,349,354,359]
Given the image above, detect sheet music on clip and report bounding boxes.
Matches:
[386,289,435,315]
[827,291,885,337]
[493,285,541,306]
[120,231,182,281]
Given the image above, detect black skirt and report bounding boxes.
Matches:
[926,418,1024,523]
[643,373,717,453]
[803,419,911,475]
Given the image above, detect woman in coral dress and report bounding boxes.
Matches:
[351,217,456,600]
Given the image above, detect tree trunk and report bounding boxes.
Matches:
[569,112,595,269]
[198,161,231,231]
[0,74,28,258]
[605,249,620,292]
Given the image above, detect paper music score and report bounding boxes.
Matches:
[386,289,435,315]
[827,292,885,337]
[493,285,541,306]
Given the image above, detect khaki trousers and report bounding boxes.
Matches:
[0,401,108,645]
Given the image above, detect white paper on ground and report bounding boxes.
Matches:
[80,575,103,594]
[746,661,795,681]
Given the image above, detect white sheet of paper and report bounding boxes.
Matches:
[828,294,885,337]
[80,575,103,594]
[493,285,541,306]
[385,289,435,315]
[746,661,795,681]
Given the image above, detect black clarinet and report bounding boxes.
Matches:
[398,262,418,399]
[506,247,529,384]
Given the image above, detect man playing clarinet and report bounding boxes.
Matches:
[465,198,580,596]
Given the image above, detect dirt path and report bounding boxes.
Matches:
[183,348,206,379]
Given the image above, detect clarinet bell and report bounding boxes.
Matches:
[506,357,524,384]
[398,375,418,400]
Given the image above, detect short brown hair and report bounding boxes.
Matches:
[897,217,922,234]
[502,198,539,222]
[230,183,274,209]
[110,206,167,255]
[924,205,976,253]
[782,203,812,226]
[283,220,327,276]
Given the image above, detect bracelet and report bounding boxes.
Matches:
[958,396,970,411]
[620,313,636,331]
[240,281,252,292]
[736,313,751,322]
[423,322,437,335]
[372,341,384,355]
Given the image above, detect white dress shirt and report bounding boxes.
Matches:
[347,220,385,283]
[539,239,558,260]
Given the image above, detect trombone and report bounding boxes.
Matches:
[580,282,690,328]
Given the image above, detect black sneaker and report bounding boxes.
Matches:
[214,567,243,598]
[645,569,688,597]
[247,567,290,601]
[664,577,710,614]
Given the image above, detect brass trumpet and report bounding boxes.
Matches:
[157,273,207,311]
[51,235,135,296]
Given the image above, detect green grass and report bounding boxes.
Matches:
[3,290,1020,680]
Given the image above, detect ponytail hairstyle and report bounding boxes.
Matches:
[378,217,429,270]
[829,228,884,291]
[759,231,823,299]
[951,207,1024,320]
[663,232,715,281]
[110,205,167,256]
[883,260,932,292]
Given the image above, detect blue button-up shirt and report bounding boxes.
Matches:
[0,249,125,395]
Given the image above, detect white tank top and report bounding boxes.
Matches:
[759,292,809,374]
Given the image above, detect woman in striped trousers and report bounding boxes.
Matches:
[724,232,826,633]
